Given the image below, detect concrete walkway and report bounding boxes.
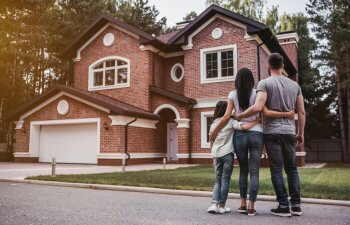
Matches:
[0,162,195,180]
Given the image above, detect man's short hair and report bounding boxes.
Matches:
[268,53,284,70]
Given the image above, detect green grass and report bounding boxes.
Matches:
[27,165,350,201]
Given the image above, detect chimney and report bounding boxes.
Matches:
[276,31,299,80]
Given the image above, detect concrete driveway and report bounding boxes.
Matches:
[0,162,194,180]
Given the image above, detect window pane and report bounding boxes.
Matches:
[174,66,183,79]
[94,71,103,86]
[206,116,213,143]
[105,60,115,68]
[105,69,115,86]
[94,62,103,69]
[221,50,234,77]
[117,60,127,66]
[117,68,128,83]
[206,53,218,78]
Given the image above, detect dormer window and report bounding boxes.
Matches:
[200,44,237,84]
[89,56,130,91]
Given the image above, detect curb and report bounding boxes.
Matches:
[1,178,349,207]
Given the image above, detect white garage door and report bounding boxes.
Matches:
[39,123,98,164]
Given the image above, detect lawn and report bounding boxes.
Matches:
[27,165,350,201]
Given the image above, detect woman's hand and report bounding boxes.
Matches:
[286,111,295,120]
[234,111,242,121]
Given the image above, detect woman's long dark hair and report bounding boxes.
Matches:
[235,68,255,111]
[213,101,227,121]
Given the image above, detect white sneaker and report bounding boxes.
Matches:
[218,206,231,214]
[207,203,218,214]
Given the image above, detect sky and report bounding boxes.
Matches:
[147,0,310,26]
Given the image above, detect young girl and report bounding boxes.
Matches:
[207,101,260,214]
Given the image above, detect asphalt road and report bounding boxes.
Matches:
[0,182,349,225]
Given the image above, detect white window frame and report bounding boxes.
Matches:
[170,63,184,82]
[201,111,214,148]
[88,56,130,91]
[200,44,237,84]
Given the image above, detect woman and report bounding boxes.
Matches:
[210,68,294,216]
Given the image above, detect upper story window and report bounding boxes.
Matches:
[88,56,130,91]
[170,63,184,82]
[200,44,237,84]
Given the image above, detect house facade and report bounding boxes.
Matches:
[8,5,305,166]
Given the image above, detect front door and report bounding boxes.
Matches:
[167,123,178,161]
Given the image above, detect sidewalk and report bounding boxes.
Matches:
[0,162,195,179]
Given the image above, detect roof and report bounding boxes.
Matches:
[61,4,297,76]
[5,85,159,121]
[61,14,163,59]
[150,86,197,105]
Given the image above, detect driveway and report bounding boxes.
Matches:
[0,162,194,180]
[1,182,349,225]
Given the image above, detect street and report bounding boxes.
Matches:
[0,182,349,225]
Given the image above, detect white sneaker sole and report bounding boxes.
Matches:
[270,212,292,217]
[237,209,247,213]
[291,211,303,216]
[248,212,256,216]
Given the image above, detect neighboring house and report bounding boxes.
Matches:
[6,5,305,166]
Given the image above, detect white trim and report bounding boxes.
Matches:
[182,14,246,50]
[14,120,24,130]
[154,104,181,120]
[97,152,167,159]
[176,153,212,159]
[276,32,299,42]
[139,45,184,58]
[170,63,184,82]
[13,152,32,157]
[108,115,158,129]
[296,152,306,156]
[174,118,190,128]
[129,152,167,159]
[244,34,271,56]
[280,41,298,47]
[201,111,214,148]
[200,44,237,84]
[57,100,69,115]
[73,23,139,61]
[28,118,100,158]
[88,55,130,91]
[193,97,227,109]
[19,92,110,121]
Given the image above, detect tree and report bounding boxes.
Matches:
[115,0,167,35]
[183,11,198,21]
[307,0,350,162]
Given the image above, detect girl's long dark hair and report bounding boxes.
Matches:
[213,101,227,121]
[235,68,255,111]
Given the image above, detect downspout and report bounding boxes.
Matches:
[125,117,137,166]
[188,104,194,163]
[257,42,264,82]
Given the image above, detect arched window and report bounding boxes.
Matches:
[88,56,130,90]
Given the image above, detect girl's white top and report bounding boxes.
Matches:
[228,89,263,132]
[210,118,242,158]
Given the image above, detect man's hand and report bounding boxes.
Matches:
[296,133,304,148]
[286,111,295,120]
[234,112,242,121]
[209,131,217,143]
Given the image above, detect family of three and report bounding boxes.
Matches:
[207,53,306,217]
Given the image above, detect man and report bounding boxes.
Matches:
[235,53,306,217]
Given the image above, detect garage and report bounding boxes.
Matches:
[38,123,98,164]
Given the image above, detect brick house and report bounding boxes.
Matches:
[7,5,304,166]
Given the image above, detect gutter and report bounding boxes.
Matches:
[125,117,137,165]
[257,42,264,81]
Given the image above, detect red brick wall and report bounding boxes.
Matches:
[184,18,259,99]
[163,56,185,95]
[74,26,152,111]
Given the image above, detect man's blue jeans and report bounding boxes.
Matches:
[212,153,234,205]
[264,134,301,208]
[234,130,263,202]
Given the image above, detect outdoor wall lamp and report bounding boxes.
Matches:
[103,122,109,131]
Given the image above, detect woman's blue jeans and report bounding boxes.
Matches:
[234,130,263,202]
[212,153,234,205]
